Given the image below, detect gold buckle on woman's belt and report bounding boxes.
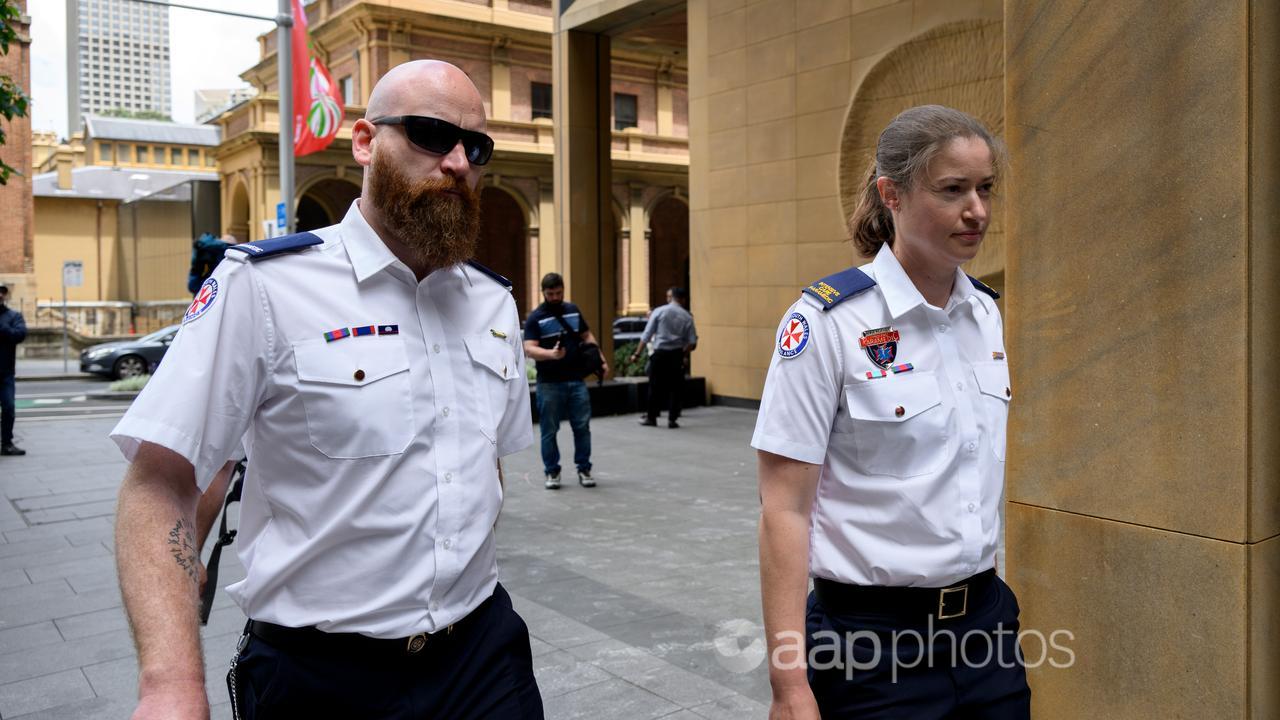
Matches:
[938,585,969,619]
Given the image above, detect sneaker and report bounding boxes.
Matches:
[544,473,561,490]
[638,418,657,427]
[1,443,25,456]
[667,420,680,429]
[577,470,596,488]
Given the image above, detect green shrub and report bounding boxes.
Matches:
[109,374,151,392]
[613,342,648,378]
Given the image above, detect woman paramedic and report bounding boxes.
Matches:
[753,105,1031,719]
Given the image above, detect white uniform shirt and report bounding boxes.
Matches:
[111,202,533,637]
[751,244,1010,588]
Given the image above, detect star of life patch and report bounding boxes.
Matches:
[777,312,810,359]
[184,278,218,324]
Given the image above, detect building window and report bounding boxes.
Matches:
[98,143,112,162]
[531,82,552,120]
[188,148,198,165]
[205,153,215,167]
[136,145,148,163]
[171,147,182,165]
[613,93,638,131]
[340,75,354,105]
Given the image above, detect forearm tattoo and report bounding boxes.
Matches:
[167,518,200,586]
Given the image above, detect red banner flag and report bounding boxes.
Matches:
[291,0,344,157]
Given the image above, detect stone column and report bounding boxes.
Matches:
[552,28,616,358]
[627,184,649,314]
[656,61,674,137]
[1004,2,1279,718]
[491,37,512,121]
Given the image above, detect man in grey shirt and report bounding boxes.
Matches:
[631,287,697,428]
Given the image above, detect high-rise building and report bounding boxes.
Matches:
[65,0,172,136]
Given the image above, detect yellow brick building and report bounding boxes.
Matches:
[215,0,690,319]
[31,115,221,315]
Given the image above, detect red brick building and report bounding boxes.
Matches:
[0,0,32,284]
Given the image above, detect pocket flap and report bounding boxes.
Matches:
[463,334,516,381]
[972,361,1011,401]
[845,372,942,422]
[294,338,410,386]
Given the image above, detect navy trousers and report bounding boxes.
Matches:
[229,584,544,719]
[806,575,1031,719]
[1,374,14,445]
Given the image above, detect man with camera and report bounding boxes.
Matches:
[523,272,608,490]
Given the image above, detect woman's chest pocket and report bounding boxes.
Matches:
[840,372,950,478]
[293,338,415,458]
[971,361,1011,461]
[463,334,518,443]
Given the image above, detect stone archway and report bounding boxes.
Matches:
[648,194,689,311]
[476,186,530,318]
[839,18,1005,280]
[297,178,361,232]
[227,179,250,242]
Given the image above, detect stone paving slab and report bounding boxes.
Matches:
[0,407,770,719]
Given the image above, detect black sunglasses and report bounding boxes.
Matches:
[371,115,495,166]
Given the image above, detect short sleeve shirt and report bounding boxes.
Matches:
[640,302,697,351]
[523,301,589,383]
[111,202,533,637]
[751,244,1010,588]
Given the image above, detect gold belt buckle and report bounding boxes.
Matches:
[406,632,428,654]
[938,584,968,620]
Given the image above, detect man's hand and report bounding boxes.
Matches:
[550,341,565,360]
[132,681,209,720]
[600,359,610,378]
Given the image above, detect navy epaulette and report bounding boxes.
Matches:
[225,232,323,261]
[802,267,877,311]
[467,260,513,291]
[968,275,1000,300]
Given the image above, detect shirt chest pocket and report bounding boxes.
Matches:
[293,339,415,458]
[971,361,1011,462]
[463,333,517,444]
[842,372,949,478]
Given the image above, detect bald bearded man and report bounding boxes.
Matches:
[112,61,543,720]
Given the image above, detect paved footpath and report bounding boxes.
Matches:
[0,404,771,719]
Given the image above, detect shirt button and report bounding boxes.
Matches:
[442,539,452,549]
[442,407,450,417]
[354,369,366,382]
[938,324,950,333]
[444,473,453,483]
[968,503,976,513]
[955,382,964,391]
[967,441,977,453]
[433,344,441,353]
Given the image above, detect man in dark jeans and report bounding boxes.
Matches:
[0,283,28,456]
[631,287,697,429]
[523,273,608,490]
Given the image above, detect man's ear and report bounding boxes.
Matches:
[351,119,375,167]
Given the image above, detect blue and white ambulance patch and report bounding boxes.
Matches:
[777,312,810,359]
[184,278,218,324]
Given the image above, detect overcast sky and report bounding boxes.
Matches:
[30,1,279,138]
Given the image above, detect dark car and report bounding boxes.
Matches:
[80,324,180,379]
[612,316,647,345]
